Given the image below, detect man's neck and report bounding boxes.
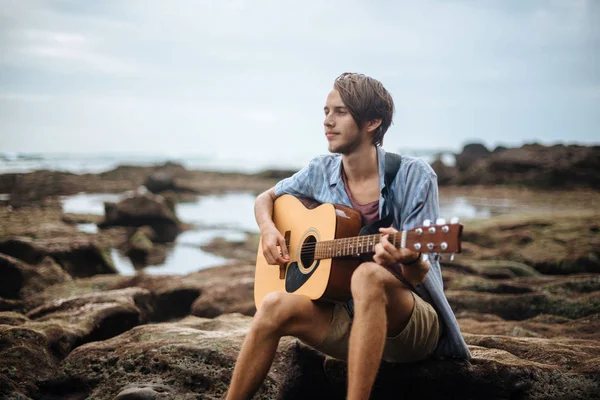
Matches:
[341,144,379,183]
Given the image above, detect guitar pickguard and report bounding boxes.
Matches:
[285,261,320,293]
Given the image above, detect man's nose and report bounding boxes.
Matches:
[324,114,334,127]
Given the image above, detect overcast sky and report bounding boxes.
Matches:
[0,0,598,163]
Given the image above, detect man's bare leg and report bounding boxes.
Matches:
[346,262,415,400]
[226,292,334,400]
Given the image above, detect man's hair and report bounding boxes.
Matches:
[333,72,395,146]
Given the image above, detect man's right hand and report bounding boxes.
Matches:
[261,226,289,265]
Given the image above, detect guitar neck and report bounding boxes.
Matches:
[314,232,402,259]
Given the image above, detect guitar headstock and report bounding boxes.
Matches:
[405,218,462,255]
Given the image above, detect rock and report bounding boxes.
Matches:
[25,273,201,322]
[454,143,491,172]
[54,314,300,400]
[0,311,29,326]
[124,228,155,266]
[455,144,600,188]
[98,193,181,243]
[42,313,600,400]
[0,288,154,399]
[0,236,117,278]
[0,323,61,399]
[143,166,196,194]
[457,312,600,340]
[7,170,80,207]
[26,287,155,353]
[113,384,175,400]
[446,274,600,320]
[0,253,72,300]
[456,212,600,275]
[190,264,256,318]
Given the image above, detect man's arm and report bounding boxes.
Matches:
[255,188,289,265]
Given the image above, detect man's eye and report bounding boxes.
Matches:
[337,110,346,114]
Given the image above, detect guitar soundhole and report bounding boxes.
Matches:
[300,235,317,268]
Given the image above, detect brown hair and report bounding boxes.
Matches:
[333,72,395,146]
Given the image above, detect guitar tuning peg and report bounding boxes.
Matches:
[450,217,460,224]
[423,219,431,227]
[436,218,446,225]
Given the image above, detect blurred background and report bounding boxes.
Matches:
[1,2,600,399]
[1,0,598,173]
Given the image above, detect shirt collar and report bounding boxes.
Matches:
[328,147,387,195]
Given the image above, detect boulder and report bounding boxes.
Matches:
[30,313,600,400]
[0,236,116,278]
[25,264,252,321]
[446,274,600,320]
[98,193,181,243]
[0,288,155,399]
[51,314,301,400]
[454,143,491,173]
[456,212,600,274]
[189,264,256,318]
[455,144,600,188]
[0,253,72,300]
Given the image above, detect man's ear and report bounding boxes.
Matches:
[366,119,382,133]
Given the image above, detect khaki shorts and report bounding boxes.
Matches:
[309,292,440,363]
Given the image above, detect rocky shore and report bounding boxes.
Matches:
[1,143,599,399]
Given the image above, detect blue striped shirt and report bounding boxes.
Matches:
[274,146,471,360]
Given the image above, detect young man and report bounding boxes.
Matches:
[226,73,471,400]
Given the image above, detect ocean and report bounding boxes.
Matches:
[0,149,456,175]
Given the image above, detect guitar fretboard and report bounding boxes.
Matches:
[314,233,403,259]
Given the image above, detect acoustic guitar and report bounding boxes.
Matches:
[254,195,462,308]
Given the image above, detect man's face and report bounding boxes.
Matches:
[323,89,366,154]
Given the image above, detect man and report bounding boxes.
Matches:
[226,72,470,400]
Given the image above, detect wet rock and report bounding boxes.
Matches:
[0,323,61,399]
[111,274,202,321]
[143,165,196,194]
[7,170,81,207]
[0,311,29,326]
[124,227,155,266]
[457,312,600,340]
[99,193,181,243]
[26,273,201,322]
[0,253,72,300]
[58,314,297,400]
[113,383,174,400]
[456,212,600,274]
[54,313,600,400]
[26,287,155,352]
[0,286,155,399]
[446,274,600,320]
[454,143,491,172]
[190,264,256,318]
[455,143,600,188]
[0,236,116,278]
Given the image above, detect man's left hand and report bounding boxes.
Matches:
[373,226,421,267]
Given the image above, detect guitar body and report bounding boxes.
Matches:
[254,195,363,308]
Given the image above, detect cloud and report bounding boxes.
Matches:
[0,0,598,157]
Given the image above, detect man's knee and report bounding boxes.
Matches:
[253,292,297,334]
[350,262,388,301]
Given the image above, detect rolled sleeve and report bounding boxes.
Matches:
[274,158,320,199]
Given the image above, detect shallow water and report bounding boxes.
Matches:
[61,191,509,275]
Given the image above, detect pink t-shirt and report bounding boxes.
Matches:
[342,169,380,226]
